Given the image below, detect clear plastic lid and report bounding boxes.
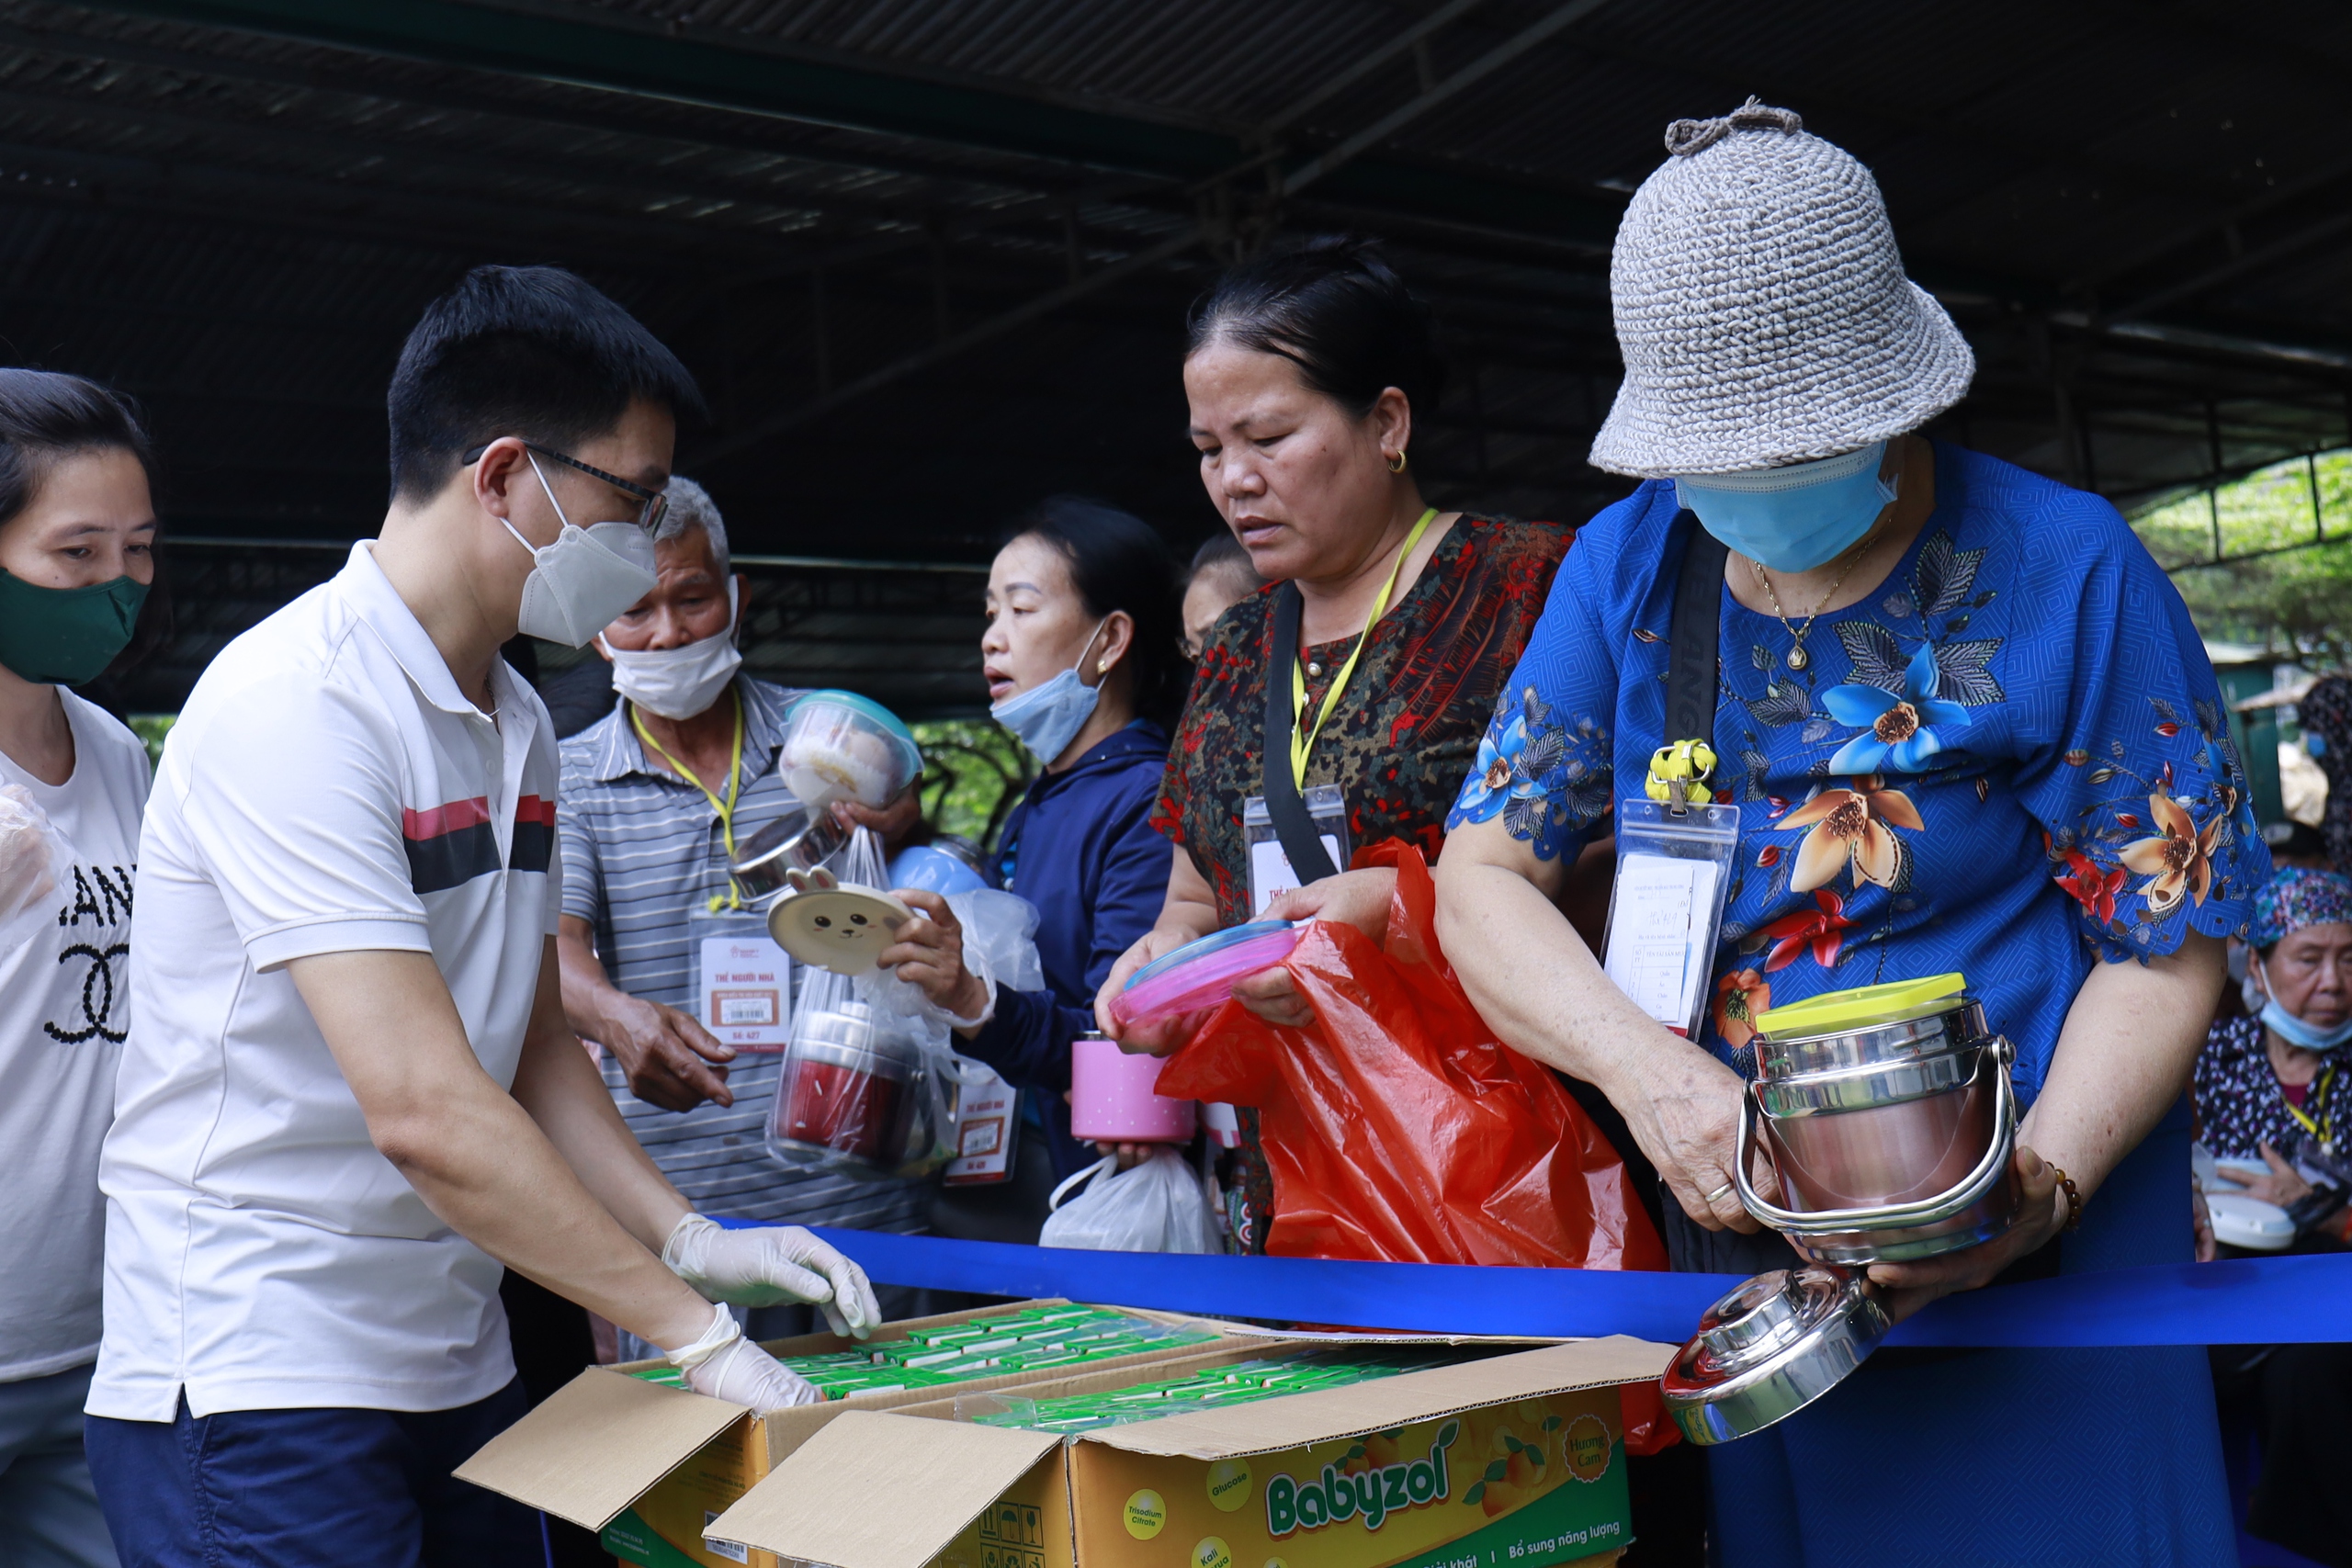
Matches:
[778,690,924,811]
[1126,920,1295,989]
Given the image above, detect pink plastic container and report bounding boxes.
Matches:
[1069,1032,1197,1144]
[1108,919,1300,1032]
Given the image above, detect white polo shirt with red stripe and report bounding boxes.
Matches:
[90,541,562,1421]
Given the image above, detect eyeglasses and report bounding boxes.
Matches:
[461,439,669,532]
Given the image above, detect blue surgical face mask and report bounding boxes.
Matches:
[1673,441,1900,573]
[2257,957,2352,1050]
[991,619,1109,765]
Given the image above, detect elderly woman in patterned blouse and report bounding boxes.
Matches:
[2196,866,2352,1203]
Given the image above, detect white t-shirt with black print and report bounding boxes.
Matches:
[0,689,150,1382]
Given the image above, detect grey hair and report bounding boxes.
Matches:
[652,474,729,575]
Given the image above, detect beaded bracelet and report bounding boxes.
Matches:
[2047,1165,2084,1232]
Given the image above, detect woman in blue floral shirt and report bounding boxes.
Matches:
[1438,105,2265,1565]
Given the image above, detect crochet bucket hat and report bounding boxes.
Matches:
[1589,99,1975,478]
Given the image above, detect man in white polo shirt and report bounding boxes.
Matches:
[85,266,880,1567]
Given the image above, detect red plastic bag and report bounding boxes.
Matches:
[1156,842,1667,1273]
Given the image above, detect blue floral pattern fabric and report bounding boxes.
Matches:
[1449,443,2269,1104]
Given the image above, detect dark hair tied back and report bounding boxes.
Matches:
[0,367,172,684]
[1001,496,1186,729]
[0,368,155,533]
[1185,236,1445,420]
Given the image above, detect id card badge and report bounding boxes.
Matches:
[690,908,795,1054]
[1242,784,1352,917]
[1600,799,1739,1038]
[941,1069,1019,1186]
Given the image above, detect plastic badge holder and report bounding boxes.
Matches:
[777,689,923,813]
[1242,785,1351,917]
[1600,799,1740,1039]
[1111,919,1299,1031]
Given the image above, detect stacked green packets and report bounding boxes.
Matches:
[626,1305,1219,1402]
[967,1348,1476,1435]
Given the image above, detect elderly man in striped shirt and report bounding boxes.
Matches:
[555,479,928,1350]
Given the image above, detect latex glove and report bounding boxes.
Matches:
[662,1213,884,1339]
[666,1303,821,1412]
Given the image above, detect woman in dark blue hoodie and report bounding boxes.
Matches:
[884,497,1185,1178]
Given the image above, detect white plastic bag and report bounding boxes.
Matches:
[1039,1147,1223,1254]
[0,784,66,959]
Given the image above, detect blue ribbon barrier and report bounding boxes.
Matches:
[797,1226,2352,1348]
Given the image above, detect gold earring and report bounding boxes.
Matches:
[1386,449,1408,473]
[1096,659,1110,673]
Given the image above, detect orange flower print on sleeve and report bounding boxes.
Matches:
[2118,791,2228,914]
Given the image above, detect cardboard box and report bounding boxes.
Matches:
[705,1335,1675,1568]
[455,1300,1313,1568]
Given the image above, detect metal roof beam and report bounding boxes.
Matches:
[0,125,793,270]
[85,0,1236,175]
[0,79,849,241]
[0,15,1061,194]
[1258,0,1493,138]
[2106,209,2352,323]
[1280,0,1614,197]
[687,227,1201,466]
[81,0,1624,243]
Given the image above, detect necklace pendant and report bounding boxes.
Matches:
[1785,642,1810,671]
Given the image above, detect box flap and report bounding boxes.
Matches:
[453,1367,749,1530]
[707,1410,1058,1568]
[1080,1337,1674,1461]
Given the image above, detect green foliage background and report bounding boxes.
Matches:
[2130,449,2352,668]
[910,718,1035,850]
[127,713,175,766]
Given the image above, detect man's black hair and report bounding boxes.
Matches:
[386,265,706,504]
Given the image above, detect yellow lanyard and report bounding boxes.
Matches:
[2283,1061,2335,1147]
[630,692,747,912]
[1289,507,1435,790]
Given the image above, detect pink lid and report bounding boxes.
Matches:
[1109,919,1300,1031]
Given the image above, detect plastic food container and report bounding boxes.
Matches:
[1069,1031,1197,1143]
[771,1000,920,1166]
[2206,1191,2295,1251]
[777,690,922,813]
[1110,919,1299,1031]
[1661,971,2021,1448]
[888,841,990,897]
[1733,972,2019,1267]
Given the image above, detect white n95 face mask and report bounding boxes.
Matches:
[601,579,744,720]
[503,453,661,647]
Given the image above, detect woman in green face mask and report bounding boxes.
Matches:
[0,368,161,1568]
[0,383,159,781]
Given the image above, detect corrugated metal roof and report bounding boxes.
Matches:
[0,0,2336,713]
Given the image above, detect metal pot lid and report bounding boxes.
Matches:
[731,810,846,887]
[1658,1265,1890,1446]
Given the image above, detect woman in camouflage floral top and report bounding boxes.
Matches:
[1091,239,1571,1254]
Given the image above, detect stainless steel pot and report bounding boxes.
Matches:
[1661,973,2022,1445]
[1735,992,2019,1265]
[729,808,849,903]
